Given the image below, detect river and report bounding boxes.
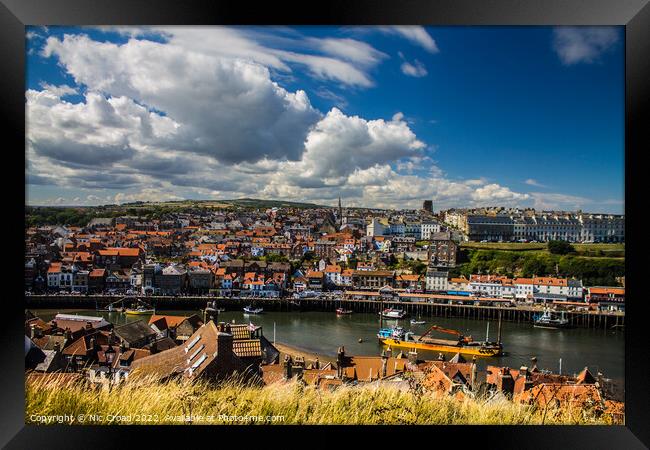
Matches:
[31,308,624,387]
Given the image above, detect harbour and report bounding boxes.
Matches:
[29,305,625,387]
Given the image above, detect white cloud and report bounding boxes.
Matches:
[381,26,439,53]
[28,28,540,211]
[524,178,547,188]
[400,59,428,77]
[472,183,530,203]
[553,27,619,65]
[529,192,591,210]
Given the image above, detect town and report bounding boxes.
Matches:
[25,306,624,424]
[24,200,626,424]
[25,201,625,312]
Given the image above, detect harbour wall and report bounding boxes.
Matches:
[25,295,624,330]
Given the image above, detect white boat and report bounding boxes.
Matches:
[243,306,263,314]
[534,309,571,329]
[410,319,426,325]
[380,308,407,319]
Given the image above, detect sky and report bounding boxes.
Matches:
[25,26,624,213]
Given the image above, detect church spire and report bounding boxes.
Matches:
[338,195,342,227]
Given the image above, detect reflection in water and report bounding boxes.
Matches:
[32,308,624,385]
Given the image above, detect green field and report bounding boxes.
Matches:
[461,242,624,258]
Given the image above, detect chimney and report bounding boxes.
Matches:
[381,349,388,378]
[385,346,392,358]
[89,337,96,351]
[85,321,93,331]
[471,357,478,390]
[336,346,345,379]
[64,328,72,342]
[50,320,58,330]
[283,355,293,380]
[437,353,446,361]
[216,331,234,361]
[53,341,61,353]
[313,357,320,370]
[408,349,418,364]
[30,324,37,339]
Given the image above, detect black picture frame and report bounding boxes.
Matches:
[2,0,648,447]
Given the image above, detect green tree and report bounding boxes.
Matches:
[547,240,575,255]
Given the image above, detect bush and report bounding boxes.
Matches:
[547,240,576,255]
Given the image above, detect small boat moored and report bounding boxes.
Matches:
[380,308,407,319]
[534,309,571,329]
[243,306,264,314]
[336,308,353,315]
[410,319,426,325]
[124,306,155,315]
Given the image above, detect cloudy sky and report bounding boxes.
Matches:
[26,26,624,212]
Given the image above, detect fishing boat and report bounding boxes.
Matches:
[124,306,155,315]
[377,326,405,340]
[378,319,504,357]
[410,319,426,325]
[534,309,571,329]
[243,306,263,314]
[380,308,407,319]
[336,308,353,315]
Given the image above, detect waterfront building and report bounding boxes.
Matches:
[351,270,395,289]
[586,287,625,311]
[425,270,449,292]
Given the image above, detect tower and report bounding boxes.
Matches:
[338,195,343,228]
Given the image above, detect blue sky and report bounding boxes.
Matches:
[25,26,624,212]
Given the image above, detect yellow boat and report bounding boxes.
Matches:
[379,336,503,357]
[377,320,504,357]
[124,307,155,315]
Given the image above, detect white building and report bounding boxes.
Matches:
[367,218,386,237]
[425,270,449,292]
[421,221,442,240]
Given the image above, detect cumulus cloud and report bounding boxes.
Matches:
[553,27,619,65]
[27,27,537,210]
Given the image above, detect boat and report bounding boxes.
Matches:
[336,308,353,315]
[243,306,263,314]
[410,319,426,325]
[124,306,155,315]
[377,326,405,340]
[377,321,504,357]
[534,309,571,329]
[380,308,407,319]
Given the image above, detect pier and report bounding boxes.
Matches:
[25,294,624,330]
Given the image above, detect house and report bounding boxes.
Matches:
[158,265,188,295]
[351,270,394,289]
[148,314,204,343]
[306,271,325,291]
[418,353,477,396]
[586,287,625,311]
[425,270,449,293]
[324,265,342,286]
[113,321,158,349]
[396,274,424,291]
[128,321,252,382]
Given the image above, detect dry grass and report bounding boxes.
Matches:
[25,373,617,425]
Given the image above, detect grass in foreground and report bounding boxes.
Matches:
[25,374,618,425]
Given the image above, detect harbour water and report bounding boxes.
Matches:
[32,308,624,387]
